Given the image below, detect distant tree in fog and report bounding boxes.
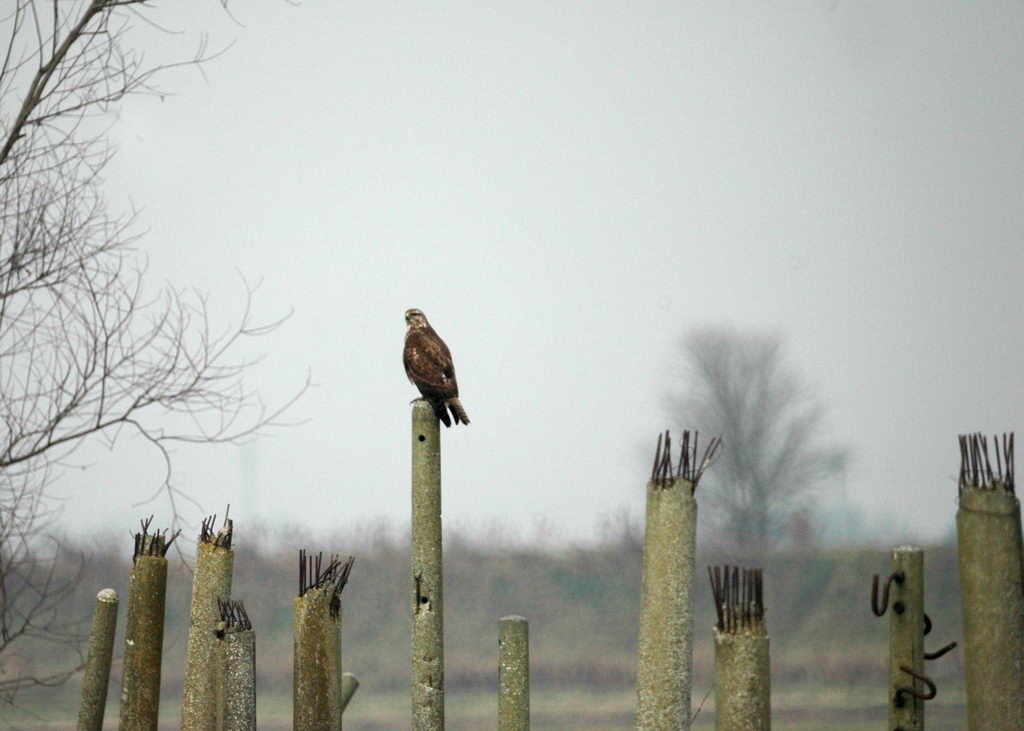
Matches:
[0,1,304,703]
[670,327,848,551]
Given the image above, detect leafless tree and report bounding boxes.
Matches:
[671,327,848,551]
[0,0,305,702]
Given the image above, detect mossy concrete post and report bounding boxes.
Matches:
[957,486,1024,727]
[216,621,256,731]
[713,631,770,730]
[888,545,924,731]
[636,477,697,729]
[341,672,360,713]
[76,588,118,731]
[182,521,234,730]
[119,535,169,730]
[498,615,530,730]
[294,587,343,730]
[411,399,444,729]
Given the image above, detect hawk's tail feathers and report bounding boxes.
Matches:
[431,399,452,427]
[448,398,470,426]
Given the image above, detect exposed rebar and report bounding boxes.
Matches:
[76,588,118,731]
[299,550,355,620]
[959,432,1015,495]
[199,508,234,549]
[650,429,721,494]
[182,512,235,730]
[709,566,765,636]
[131,516,180,562]
[218,596,253,632]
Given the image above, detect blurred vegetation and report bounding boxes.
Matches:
[1,522,966,728]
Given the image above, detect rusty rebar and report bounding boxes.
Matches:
[709,565,765,636]
[649,429,722,493]
[709,565,770,729]
[131,516,180,562]
[959,432,1015,495]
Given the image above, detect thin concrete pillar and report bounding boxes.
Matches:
[412,399,444,730]
[76,588,118,730]
[636,431,719,730]
[119,520,177,730]
[888,546,924,731]
[498,615,530,730]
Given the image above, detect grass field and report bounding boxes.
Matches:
[1,683,968,729]
[0,532,968,728]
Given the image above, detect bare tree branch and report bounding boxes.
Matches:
[0,0,303,705]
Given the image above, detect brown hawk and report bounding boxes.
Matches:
[403,309,470,427]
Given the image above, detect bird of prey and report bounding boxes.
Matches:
[403,309,470,427]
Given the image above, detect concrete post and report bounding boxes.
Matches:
[182,519,234,730]
[888,546,924,731]
[710,566,770,730]
[713,631,770,730]
[119,529,170,730]
[294,587,343,730]
[957,486,1024,728]
[411,399,444,730]
[216,611,256,731]
[498,615,530,730]
[76,588,118,731]
[636,477,697,729]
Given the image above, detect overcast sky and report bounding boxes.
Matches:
[54,1,1023,547]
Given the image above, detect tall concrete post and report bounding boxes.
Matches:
[411,399,444,730]
[636,431,719,730]
[119,522,175,730]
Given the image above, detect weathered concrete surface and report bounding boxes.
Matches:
[294,588,343,730]
[411,399,444,730]
[119,555,168,730]
[499,615,530,730]
[181,537,234,730]
[77,588,118,731]
[957,486,1024,729]
[714,629,770,731]
[636,478,696,730]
